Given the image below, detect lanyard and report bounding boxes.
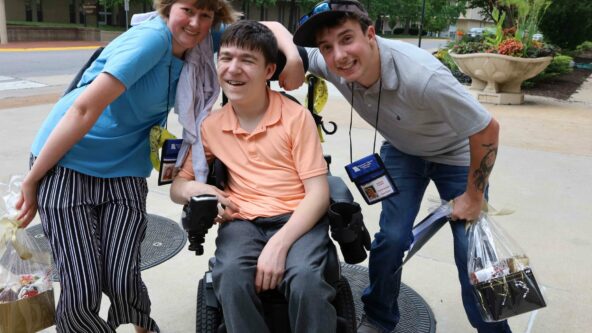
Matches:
[162,61,172,129]
[349,79,383,163]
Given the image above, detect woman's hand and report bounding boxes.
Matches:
[15,177,39,228]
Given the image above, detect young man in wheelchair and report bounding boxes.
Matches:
[170,20,337,332]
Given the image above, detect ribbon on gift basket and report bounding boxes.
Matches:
[0,217,32,261]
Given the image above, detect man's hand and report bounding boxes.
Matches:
[259,21,306,91]
[186,182,239,218]
[279,54,305,91]
[450,192,484,222]
[255,237,289,293]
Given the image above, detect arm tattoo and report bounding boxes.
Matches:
[473,143,497,192]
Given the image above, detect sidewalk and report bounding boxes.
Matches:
[1,43,591,333]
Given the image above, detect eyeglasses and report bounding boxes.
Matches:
[298,2,331,27]
[298,1,365,27]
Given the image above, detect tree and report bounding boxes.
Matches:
[298,0,466,35]
[466,0,516,26]
[424,0,467,34]
[99,0,151,9]
[539,0,592,50]
[251,0,276,20]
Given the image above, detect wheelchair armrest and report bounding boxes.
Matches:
[328,176,354,203]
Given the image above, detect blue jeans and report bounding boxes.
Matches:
[361,143,511,333]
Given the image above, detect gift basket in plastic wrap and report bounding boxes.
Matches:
[467,212,546,322]
[0,175,55,333]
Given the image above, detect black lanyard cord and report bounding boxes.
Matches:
[372,79,383,154]
[348,79,383,163]
[349,83,354,163]
[163,61,172,129]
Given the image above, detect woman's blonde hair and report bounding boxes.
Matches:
[154,0,240,28]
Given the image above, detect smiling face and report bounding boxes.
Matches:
[167,0,215,57]
[316,18,380,87]
[217,45,276,110]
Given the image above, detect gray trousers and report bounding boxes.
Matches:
[212,214,336,333]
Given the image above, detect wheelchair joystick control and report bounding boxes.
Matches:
[181,194,219,255]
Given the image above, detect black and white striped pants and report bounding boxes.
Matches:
[36,165,160,332]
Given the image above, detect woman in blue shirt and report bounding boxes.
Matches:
[17,1,236,332]
[15,1,303,332]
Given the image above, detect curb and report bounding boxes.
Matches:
[0,46,102,52]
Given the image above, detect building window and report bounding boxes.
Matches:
[25,0,43,22]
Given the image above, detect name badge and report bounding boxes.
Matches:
[158,139,183,186]
[345,153,398,205]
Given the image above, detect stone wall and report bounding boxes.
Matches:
[7,26,101,42]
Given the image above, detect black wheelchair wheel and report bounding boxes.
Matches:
[197,278,221,333]
[334,276,357,333]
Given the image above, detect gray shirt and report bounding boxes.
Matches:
[307,37,491,166]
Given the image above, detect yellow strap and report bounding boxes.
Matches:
[0,217,32,260]
[304,74,329,142]
[149,126,177,171]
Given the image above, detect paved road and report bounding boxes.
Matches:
[0,38,447,94]
[0,49,96,78]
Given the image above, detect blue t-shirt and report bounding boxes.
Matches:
[31,16,184,178]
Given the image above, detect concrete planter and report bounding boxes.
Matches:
[450,52,552,104]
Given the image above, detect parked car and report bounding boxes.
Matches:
[469,27,485,37]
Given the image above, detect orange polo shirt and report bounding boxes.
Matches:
[179,89,327,220]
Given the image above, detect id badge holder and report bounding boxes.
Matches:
[345,153,399,205]
[158,139,183,186]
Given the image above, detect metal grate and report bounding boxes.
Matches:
[341,263,436,333]
[27,214,187,281]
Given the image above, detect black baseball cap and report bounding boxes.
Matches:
[293,0,370,47]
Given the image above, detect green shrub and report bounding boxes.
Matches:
[576,41,592,54]
[525,54,573,84]
[546,55,574,75]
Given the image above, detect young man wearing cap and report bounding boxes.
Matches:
[286,1,511,332]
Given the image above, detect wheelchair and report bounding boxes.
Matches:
[184,173,366,333]
[181,49,370,333]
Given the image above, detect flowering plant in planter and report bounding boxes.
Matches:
[445,0,556,104]
[450,0,555,58]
